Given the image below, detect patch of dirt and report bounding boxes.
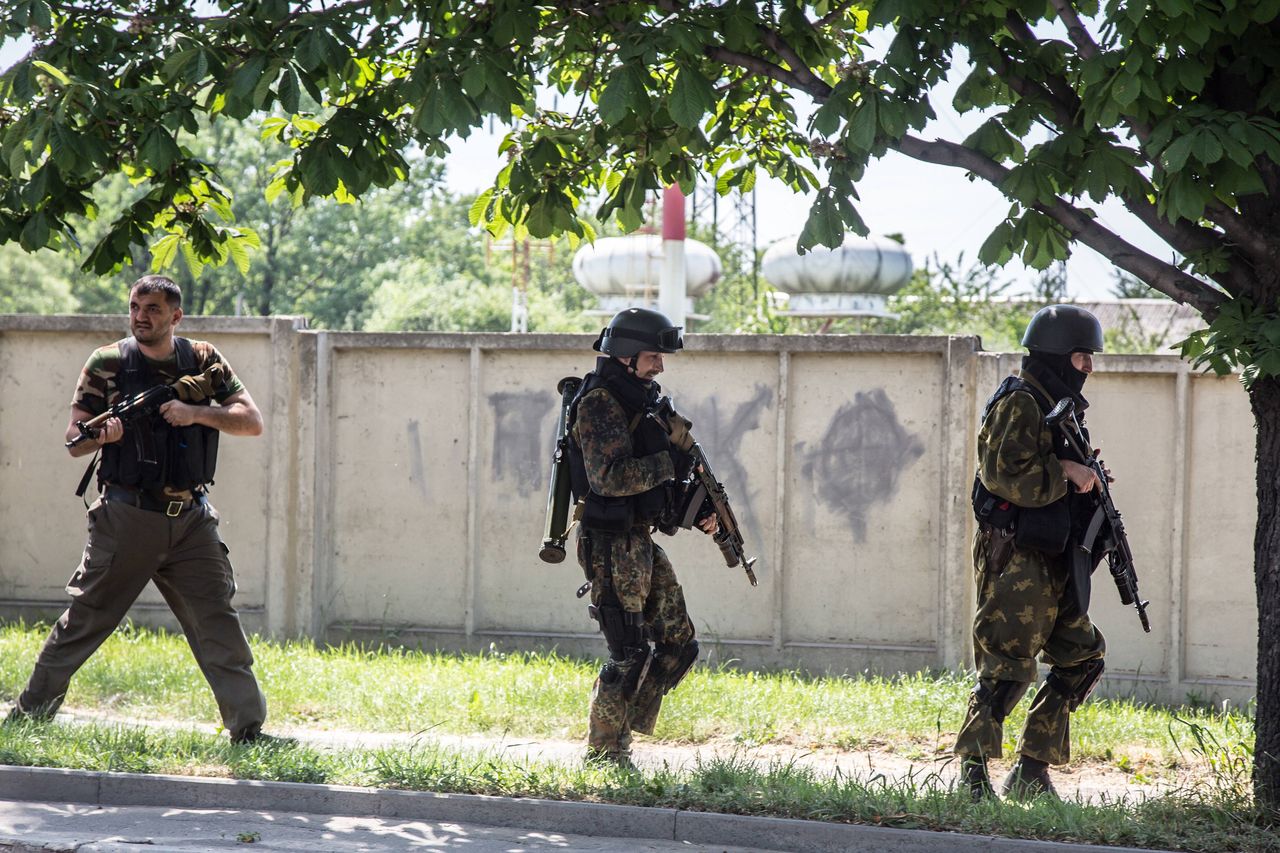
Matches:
[59,708,1209,804]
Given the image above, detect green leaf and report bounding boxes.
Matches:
[847,97,877,152]
[19,212,50,251]
[598,71,631,125]
[278,67,301,114]
[469,188,494,226]
[48,122,85,171]
[1191,128,1223,165]
[180,239,206,279]
[30,60,69,85]
[139,126,182,173]
[668,66,715,130]
[1161,134,1194,173]
[226,233,253,275]
[1112,72,1141,107]
[978,221,1015,266]
[150,233,181,270]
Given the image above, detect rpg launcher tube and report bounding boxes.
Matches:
[539,376,582,563]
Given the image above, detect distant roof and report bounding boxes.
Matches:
[1072,299,1205,350]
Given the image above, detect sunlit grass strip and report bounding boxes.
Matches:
[0,719,1273,853]
[0,621,1254,769]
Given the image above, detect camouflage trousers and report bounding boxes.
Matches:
[579,527,694,759]
[954,527,1105,766]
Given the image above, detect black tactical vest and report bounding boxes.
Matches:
[98,337,219,492]
[566,357,671,529]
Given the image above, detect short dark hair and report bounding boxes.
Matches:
[131,275,183,309]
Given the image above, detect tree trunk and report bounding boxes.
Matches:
[1252,375,1280,815]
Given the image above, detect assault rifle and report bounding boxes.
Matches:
[649,398,759,587]
[1045,397,1151,632]
[66,364,226,450]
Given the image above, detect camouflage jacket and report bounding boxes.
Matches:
[571,387,674,499]
[975,370,1068,510]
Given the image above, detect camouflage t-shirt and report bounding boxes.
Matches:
[71,337,246,416]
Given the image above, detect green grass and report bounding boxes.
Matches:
[0,718,1273,852]
[0,620,1272,850]
[0,621,1251,772]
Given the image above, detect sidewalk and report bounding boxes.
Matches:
[0,765,1177,853]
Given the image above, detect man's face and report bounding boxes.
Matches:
[1070,351,1094,375]
[630,350,665,380]
[130,288,181,345]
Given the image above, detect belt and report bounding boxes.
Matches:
[104,485,206,517]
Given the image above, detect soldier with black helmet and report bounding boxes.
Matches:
[566,307,717,768]
[955,304,1110,801]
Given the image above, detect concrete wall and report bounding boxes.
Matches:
[0,316,1259,703]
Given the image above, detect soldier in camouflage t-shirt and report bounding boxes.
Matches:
[6,276,279,745]
[955,305,1109,802]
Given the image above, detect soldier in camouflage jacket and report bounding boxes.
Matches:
[568,308,717,768]
[955,305,1109,801]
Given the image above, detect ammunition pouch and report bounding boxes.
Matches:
[588,603,647,660]
[1014,499,1071,555]
[581,494,634,533]
[973,679,1031,724]
[1045,658,1105,711]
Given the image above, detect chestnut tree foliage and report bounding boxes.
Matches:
[5,0,1280,811]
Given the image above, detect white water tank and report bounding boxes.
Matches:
[572,235,721,317]
[762,234,912,317]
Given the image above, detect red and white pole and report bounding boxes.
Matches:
[659,184,687,329]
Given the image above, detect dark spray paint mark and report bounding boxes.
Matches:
[407,419,428,500]
[489,389,555,497]
[798,388,925,542]
[680,383,774,538]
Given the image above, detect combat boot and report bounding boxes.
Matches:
[959,755,995,802]
[1000,755,1059,801]
[584,746,635,771]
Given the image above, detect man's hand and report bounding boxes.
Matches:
[667,413,695,452]
[1061,459,1102,493]
[697,513,719,535]
[96,417,124,445]
[159,400,198,427]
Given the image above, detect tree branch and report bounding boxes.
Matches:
[704,45,830,99]
[1045,1,1275,264]
[893,134,1229,316]
[1050,0,1101,60]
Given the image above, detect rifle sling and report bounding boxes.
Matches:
[75,450,100,504]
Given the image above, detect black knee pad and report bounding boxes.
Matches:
[655,639,699,694]
[1046,658,1105,711]
[973,679,1030,724]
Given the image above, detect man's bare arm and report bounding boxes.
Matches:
[64,406,122,457]
[159,389,263,436]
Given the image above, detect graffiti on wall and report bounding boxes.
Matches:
[678,383,774,537]
[406,419,429,500]
[489,389,555,497]
[796,388,925,542]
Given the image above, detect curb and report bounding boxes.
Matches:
[0,765,1172,853]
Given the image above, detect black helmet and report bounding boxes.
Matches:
[1021,304,1104,354]
[593,307,683,357]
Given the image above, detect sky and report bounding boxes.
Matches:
[1,26,1176,301]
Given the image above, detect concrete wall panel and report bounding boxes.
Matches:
[325,345,471,630]
[782,352,939,649]
[0,318,1263,703]
[1183,373,1256,687]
